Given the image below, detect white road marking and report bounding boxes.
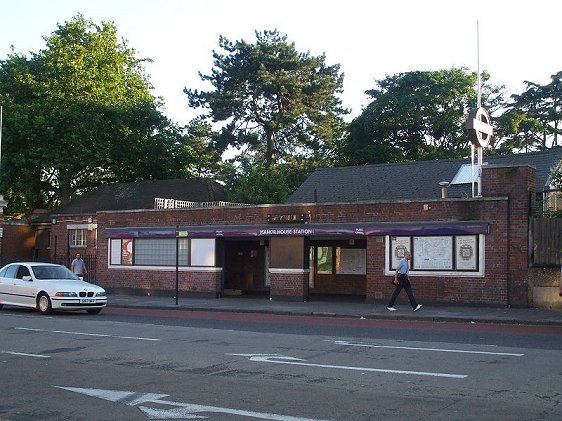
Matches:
[334,340,524,357]
[56,386,332,421]
[229,353,467,379]
[1,350,51,358]
[15,327,160,341]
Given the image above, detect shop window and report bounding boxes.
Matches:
[316,246,333,274]
[109,237,210,267]
[135,238,188,266]
[191,238,215,266]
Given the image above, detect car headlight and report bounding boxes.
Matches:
[55,292,78,297]
[95,291,106,297]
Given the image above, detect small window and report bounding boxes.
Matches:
[70,229,87,247]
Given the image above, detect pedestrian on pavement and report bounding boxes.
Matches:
[387,250,422,312]
[71,252,88,278]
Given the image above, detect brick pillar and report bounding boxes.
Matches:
[366,236,386,303]
[482,165,535,307]
[269,236,308,301]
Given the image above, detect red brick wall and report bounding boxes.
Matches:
[270,271,308,301]
[92,165,534,307]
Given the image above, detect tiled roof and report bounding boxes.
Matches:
[286,147,562,204]
[32,178,228,222]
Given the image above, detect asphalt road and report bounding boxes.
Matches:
[1,306,561,421]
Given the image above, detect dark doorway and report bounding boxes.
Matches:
[223,239,268,295]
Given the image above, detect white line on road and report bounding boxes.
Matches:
[57,386,332,421]
[334,340,524,356]
[15,327,160,341]
[229,354,467,379]
[1,350,51,358]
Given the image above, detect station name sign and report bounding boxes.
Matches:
[267,213,308,224]
[259,228,314,236]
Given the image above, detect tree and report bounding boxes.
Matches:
[0,15,191,213]
[220,156,315,204]
[343,68,504,165]
[499,71,562,151]
[185,29,348,168]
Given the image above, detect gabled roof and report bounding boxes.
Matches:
[32,178,228,223]
[285,147,562,204]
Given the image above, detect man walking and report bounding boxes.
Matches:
[387,250,422,312]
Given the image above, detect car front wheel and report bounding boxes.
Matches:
[37,293,53,315]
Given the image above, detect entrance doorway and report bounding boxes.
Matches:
[223,239,269,295]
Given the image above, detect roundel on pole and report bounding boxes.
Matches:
[465,107,493,147]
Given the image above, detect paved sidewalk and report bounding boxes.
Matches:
[108,294,562,326]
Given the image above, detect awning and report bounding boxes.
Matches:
[104,221,490,238]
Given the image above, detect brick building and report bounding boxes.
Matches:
[3,149,561,308]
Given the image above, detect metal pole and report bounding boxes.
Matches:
[175,228,179,305]
[476,21,483,196]
[476,21,481,109]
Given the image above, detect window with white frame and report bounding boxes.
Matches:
[388,235,480,272]
[109,237,212,267]
[70,229,87,247]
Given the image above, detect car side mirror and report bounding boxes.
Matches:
[22,275,32,281]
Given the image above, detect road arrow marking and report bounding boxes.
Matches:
[333,340,524,356]
[228,353,467,379]
[56,386,331,421]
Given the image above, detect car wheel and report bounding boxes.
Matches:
[0,304,3,310]
[37,293,53,315]
[86,309,101,315]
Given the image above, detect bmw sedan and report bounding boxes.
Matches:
[0,262,107,315]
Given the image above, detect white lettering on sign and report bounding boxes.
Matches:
[55,386,331,421]
[259,228,314,236]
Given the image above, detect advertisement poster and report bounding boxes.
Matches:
[121,239,133,265]
[390,236,411,269]
[455,235,477,270]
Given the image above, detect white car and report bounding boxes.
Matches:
[0,262,107,315]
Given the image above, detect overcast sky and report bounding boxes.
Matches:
[2,0,561,125]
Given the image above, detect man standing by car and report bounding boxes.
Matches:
[71,252,88,279]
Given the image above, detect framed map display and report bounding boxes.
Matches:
[413,236,453,270]
[336,248,366,274]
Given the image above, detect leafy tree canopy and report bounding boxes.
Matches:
[343,68,504,165]
[0,14,198,214]
[497,71,562,151]
[185,29,348,168]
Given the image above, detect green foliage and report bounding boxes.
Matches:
[498,71,562,151]
[0,14,198,214]
[185,29,348,168]
[220,157,314,204]
[343,68,504,165]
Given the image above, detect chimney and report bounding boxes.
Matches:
[439,181,450,199]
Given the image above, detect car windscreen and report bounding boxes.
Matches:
[32,265,79,280]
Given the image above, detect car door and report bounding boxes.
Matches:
[0,264,20,306]
[13,265,37,308]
